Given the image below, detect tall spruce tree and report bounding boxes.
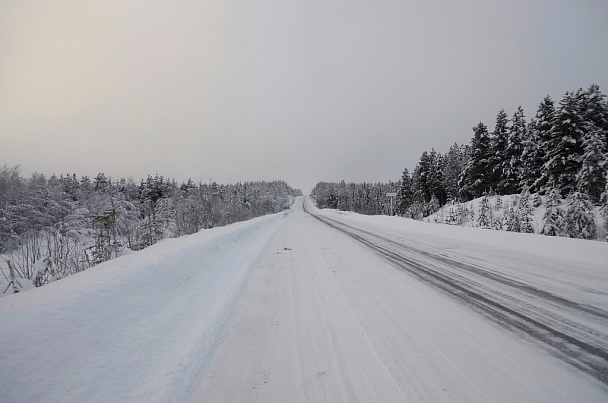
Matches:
[576,85,608,203]
[397,168,414,215]
[490,109,510,194]
[503,106,526,194]
[443,143,466,202]
[579,84,608,144]
[532,96,557,192]
[542,91,585,196]
[460,122,492,199]
[520,118,543,191]
[428,149,447,205]
[414,151,432,203]
[577,127,607,203]
[600,183,608,241]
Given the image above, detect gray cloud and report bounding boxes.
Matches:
[1,0,607,193]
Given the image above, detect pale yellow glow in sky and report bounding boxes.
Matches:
[1,1,123,119]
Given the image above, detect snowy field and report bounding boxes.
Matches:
[1,196,607,402]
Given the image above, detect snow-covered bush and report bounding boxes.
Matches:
[540,188,564,236]
[519,187,535,233]
[32,257,63,287]
[564,192,596,240]
[504,196,520,232]
[1,259,35,296]
[494,194,503,211]
[477,195,491,228]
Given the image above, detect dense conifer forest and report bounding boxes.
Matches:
[312,84,608,240]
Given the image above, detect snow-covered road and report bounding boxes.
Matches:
[194,197,608,401]
[306,200,608,386]
[1,196,607,402]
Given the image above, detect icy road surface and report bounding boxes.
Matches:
[1,197,607,402]
[194,197,608,402]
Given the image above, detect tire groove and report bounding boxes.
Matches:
[305,203,608,386]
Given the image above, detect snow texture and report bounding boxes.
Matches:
[0,211,289,402]
[1,197,607,402]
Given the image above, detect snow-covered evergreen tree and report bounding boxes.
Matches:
[575,85,608,203]
[397,168,414,215]
[445,201,457,225]
[542,92,585,196]
[443,143,465,202]
[518,186,535,233]
[477,195,491,228]
[520,118,541,191]
[503,106,526,194]
[531,96,557,192]
[494,194,503,211]
[468,202,475,224]
[600,183,608,241]
[578,84,608,145]
[541,188,564,236]
[564,191,596,240]
[427,195,440,216]
[489,109,510,194]
[460,122,492,199]
[577,127,607,203]
[504,196,520,232]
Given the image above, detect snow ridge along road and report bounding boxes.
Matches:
[0,211,290,403]
[304,198,608,386]
[195,197,607,402]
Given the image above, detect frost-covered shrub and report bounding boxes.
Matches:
[541,188,564,236]
[494,194,503,212]
[504,196,520,232]
[1,260,35,296]
[519,187,535,233]
[32,257,63,287]
[468,202,475,224]
[564,192,596,240]
[477,195,491,228]
[427,195,440,217]
[444,201,457,225]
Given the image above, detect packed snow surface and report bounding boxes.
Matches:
[1,197,607,402]
[0,212,288,402]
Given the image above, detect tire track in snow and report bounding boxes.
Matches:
[305,201,608,386]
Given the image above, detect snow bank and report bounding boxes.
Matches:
[425,193,606,240]
[310,200,608,311]
[0,210,289,402]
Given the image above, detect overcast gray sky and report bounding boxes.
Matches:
[1,0,607,193]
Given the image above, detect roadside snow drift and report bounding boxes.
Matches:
[0,211,289,403]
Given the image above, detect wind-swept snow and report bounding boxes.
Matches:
[0,211,289,402]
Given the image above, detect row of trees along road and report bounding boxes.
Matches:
[0,166,300,293]
[311,84,608,240]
